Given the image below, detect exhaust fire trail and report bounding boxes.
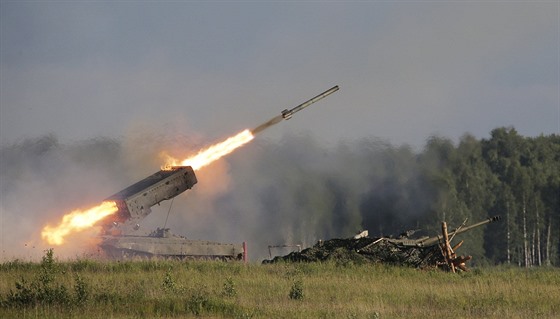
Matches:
[164,85,339,170]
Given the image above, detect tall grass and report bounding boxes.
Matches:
[1,252,558,318]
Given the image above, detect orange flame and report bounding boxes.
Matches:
[163,129,254,170]
[41,201,118,245]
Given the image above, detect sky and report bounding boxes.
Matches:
[0,1,559,261]
[1,1,558,148]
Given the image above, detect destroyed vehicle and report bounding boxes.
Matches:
[264,216,501,271]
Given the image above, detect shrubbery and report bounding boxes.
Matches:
[2,249,82,308]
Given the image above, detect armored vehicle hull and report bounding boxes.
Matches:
[100,228,245,260]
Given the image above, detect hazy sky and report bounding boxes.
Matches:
[1,1,558,148]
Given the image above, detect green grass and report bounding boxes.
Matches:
[1,252,559,318]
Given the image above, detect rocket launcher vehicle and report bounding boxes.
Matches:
[91,86,340,260]
[98,166,245,260]
[42,86,340,259]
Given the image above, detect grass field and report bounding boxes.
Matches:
[1,250,559,318]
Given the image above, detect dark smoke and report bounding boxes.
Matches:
[208,134,435,259]
[0,131,439,261]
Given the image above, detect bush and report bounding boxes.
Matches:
[289,279,304,300]
[162,270,177,292]
[185,285,211,315]
[222,277,237,297]
[2,249,89,308]
[74,273,89,305]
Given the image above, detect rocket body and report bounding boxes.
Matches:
[281,85,339,120]
[251,85,339,134]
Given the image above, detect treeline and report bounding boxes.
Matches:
[222,127,560,266]
[410,127,560,267]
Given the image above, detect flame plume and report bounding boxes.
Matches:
[162,129,254,170]
[41,201,118,245]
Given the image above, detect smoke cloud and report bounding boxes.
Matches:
[0,135,126,260]
[1,128,446,261]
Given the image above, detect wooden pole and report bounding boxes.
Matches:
[243,241,247,263]
[452,240,464,252]
[441,222,455,273]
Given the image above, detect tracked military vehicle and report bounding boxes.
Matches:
[98,166,245,260]
[99,227,245,261]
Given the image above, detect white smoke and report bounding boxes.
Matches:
[0,127,444,262]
